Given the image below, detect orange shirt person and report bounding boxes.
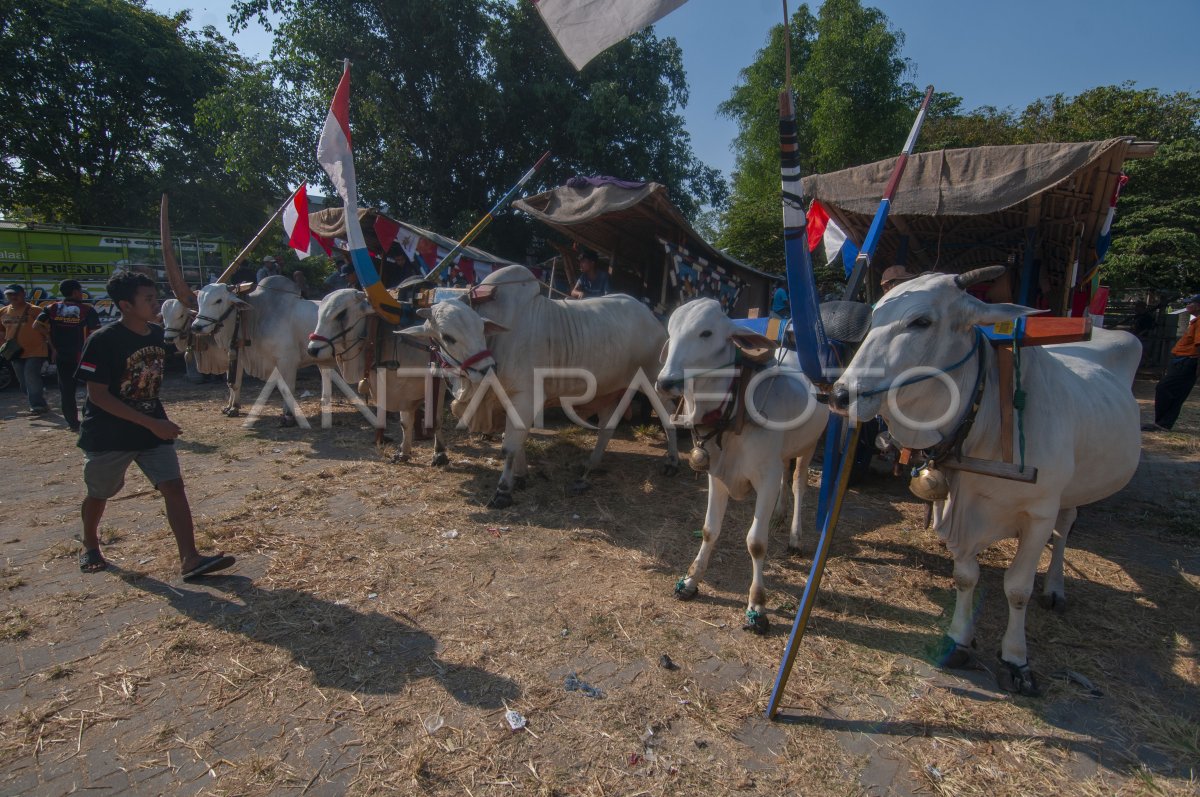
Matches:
[1147,293,1200,432]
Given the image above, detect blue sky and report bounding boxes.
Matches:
[152,0,1198,181]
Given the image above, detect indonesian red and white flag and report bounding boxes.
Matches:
[532,0,689,70]
[316,62,367,254]
[806,200,847,265]
[281,183,313,259]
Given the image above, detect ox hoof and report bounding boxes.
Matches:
[568,479,591,495]
[1039,592,1067,613]
[431,452,449,467]
[673,578,698,601]
[661,461,680,477]
[996,654,1041,697]
[743,610,769,635]
[513,475,528,491]
[280,415,297,428]
[487,491,513,510]
[938,636,978,670]
[391,452,411,464]
[785,543,804,558]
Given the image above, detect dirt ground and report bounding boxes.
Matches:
[1,370,1197,796]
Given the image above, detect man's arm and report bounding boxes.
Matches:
[85,382,181,440]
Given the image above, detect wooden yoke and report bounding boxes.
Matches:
[985,315,1093,466]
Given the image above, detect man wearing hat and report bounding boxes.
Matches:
[256,255,282,283]
[880,265,916,295]
[0,284,50,413]
[570,248,610,299]
[1147,293,1200,432]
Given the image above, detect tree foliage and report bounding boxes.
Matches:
[229,0,724,259]
[716,0,913,273]
[0,0,293,237]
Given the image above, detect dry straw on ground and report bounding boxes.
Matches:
[0,377,1197,795]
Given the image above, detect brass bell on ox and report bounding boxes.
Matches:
[909,461,949,501]
[688,444,710,473]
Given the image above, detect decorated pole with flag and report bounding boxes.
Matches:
[766,84,938,721]
[317,59,402,324]
[216,184,307,284]
[842,84,935,301]
[425,150,552,283]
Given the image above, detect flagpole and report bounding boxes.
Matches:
[425,151,552,283]
[216,184,304,284]
[766,86,936,721]
[841,84,935,301]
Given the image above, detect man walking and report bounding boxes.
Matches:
[0,284,50,414]
[74,271,234,579]
[37,279,101,432]
[1146,293,1200,432]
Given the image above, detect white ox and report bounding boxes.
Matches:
[183,277,336,423]
[162,204,334,424]
[403,265,679,508]
[307,288,449,466]
[831,267,1141,695]
[656,298,829,633]
[161,298,229,374]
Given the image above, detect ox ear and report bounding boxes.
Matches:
[730,328,779,364]
[483,320,509,335]
[399,323,436,340]
[969,301,1045,327]
[416,308,432,320]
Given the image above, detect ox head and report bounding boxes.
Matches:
[308,289,371,359]
[189,283,247,336]
[160,298,192,353]
[830,267,1039,445]
[401,298,505,385]
[656,298,777,400]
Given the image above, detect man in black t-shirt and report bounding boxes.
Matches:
[36,279,101,431]
[74,271,235,580]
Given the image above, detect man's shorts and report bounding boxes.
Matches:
[82,446,181,500]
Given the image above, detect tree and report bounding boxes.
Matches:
[230,0,724,260]
[0,0,287,236]
[716,0,913,273]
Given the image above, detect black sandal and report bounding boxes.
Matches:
[79,548,107,573]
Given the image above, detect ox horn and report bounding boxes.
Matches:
[160,194,196,309]
[954,266,1007,289]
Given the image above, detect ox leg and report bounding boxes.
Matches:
[943,550,980,669]
[430,390,449,467]
[997,520,1054,696]
[489,403,531,509]
[743,471,783,634]
[1040,506,1076,612]
[394,410,415,463]
[661,416,680,476]
[572,401,621,494]
[787,455,810,553]
[675,476,729,602]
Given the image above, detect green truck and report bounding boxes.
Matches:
[0,220,238,323]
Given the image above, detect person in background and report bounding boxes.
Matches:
[1146,293,1200,432]
[770,282,790,319]
[74,271,235,579]
[292,270,311,299]
[0,283,50,414]
[256,255,281,283]
[36,279,101,432]
[570,248,609,298]
[880,265,916,295]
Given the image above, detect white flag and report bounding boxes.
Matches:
[532,0,690,70]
